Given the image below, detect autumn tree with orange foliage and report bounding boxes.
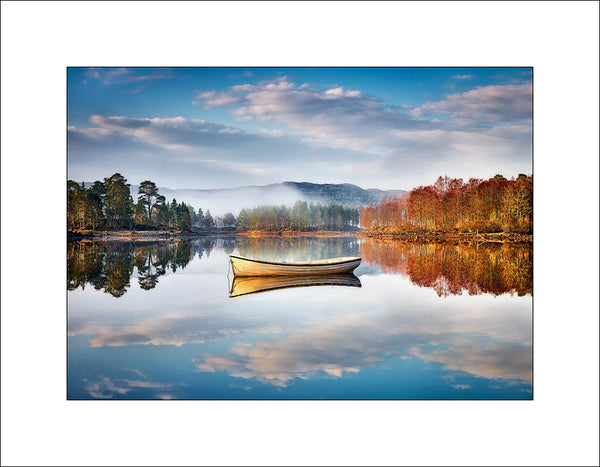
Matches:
[360,174,532,234]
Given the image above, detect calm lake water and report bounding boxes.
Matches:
[67,236,532,399]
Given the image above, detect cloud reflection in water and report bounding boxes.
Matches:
[191,295,531,387]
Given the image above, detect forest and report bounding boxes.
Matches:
[68,172,532,235]
[67,173,223,231]
[360,174,533,234]
[67,173,359,233]
[68,174,198,231]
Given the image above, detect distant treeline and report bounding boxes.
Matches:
[360,174,533,234]
[235,202,359,232]
[67,173,359,233]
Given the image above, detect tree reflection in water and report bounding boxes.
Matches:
[68,236,532,298]
[236,236,361,263]
[68,240,199,297]
[361,238,532,296]
[134,246,165,290]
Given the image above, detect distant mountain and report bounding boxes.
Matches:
[127,182,407,216]
[280,182,406,208]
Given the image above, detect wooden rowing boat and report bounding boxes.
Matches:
[229,254,362,277]
[229,273,361,298]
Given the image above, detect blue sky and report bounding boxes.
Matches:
[68,67,532,190]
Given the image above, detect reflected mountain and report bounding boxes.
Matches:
[229,273,361,298]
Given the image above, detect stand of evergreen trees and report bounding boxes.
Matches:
[67,173,200,231]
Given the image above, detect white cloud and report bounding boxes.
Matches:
[324,87,361,98]
[68,77,532,190]
[194,91,240,107]
[123,84,147,94]
[324,87,344,97]
[123,72,173,83]
[230,83,255,92]
[193,78,532,173]
[82,115,262,151]
[68,112,376,188]
[82,68,173,87]
[415,83,533,124]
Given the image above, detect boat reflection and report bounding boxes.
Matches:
[229,273,362,298]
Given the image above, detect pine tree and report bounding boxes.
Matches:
[103,173,133,229]
[138,180,160,225]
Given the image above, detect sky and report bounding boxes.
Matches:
[68,67,532,191]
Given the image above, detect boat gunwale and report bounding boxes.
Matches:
[228,254,361,268]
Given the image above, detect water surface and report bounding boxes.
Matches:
[67,236,532,399]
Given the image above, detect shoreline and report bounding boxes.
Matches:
[68,229,532,243]
[67,229,213,241]
[356,230,532,243]
[236,230,358,238]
